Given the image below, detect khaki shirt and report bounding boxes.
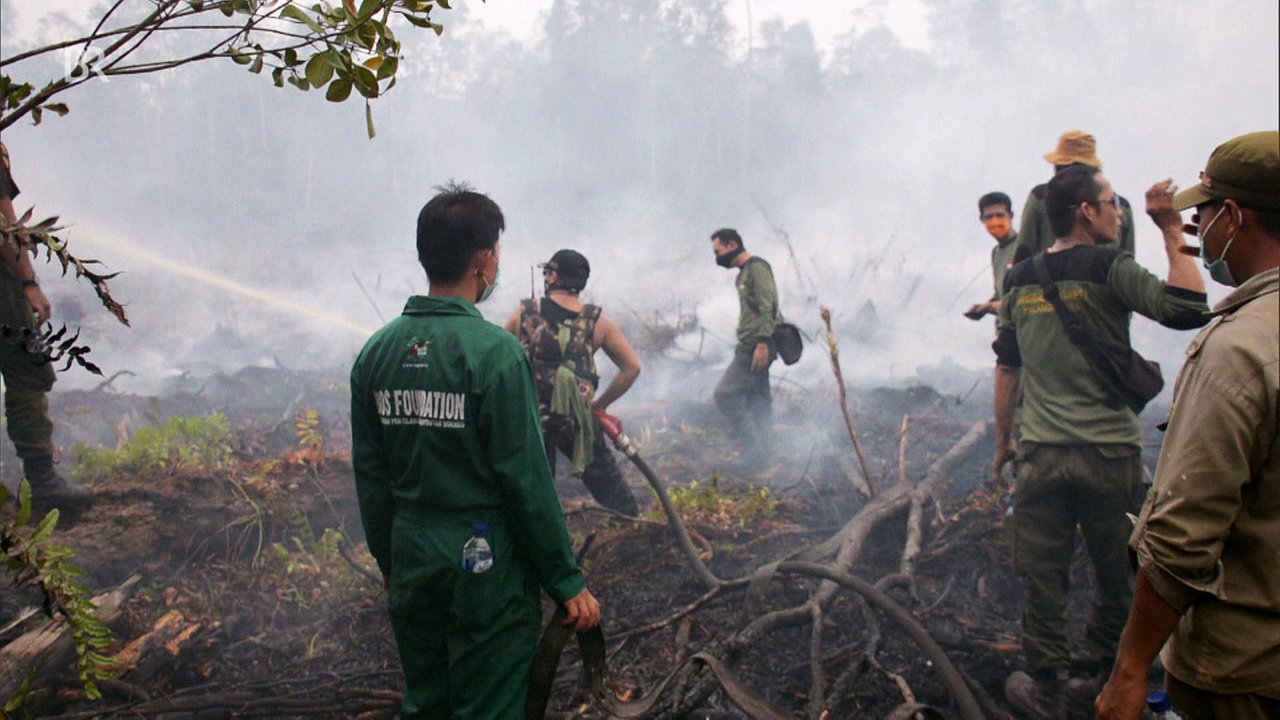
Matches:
[1131,268,1280,694]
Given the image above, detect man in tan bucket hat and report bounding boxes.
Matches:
[1014,130,1137,262]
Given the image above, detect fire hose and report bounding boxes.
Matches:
[591,410,721,590]
[526,411,983,720]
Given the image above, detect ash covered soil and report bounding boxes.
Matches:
[1,365,1165,719]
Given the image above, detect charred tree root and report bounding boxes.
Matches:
[768,563,981,720]
[629,561,977,717]
[608,419,990,719]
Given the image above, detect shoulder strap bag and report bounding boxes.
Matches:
[1032,253,1163,414]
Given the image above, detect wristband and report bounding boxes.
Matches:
[21,278,38,288]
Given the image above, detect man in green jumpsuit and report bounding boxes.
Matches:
[710,228,779,458]
[351,183,600,720]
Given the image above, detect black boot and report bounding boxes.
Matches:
[22,455,93,515]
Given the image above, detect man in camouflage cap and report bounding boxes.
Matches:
[505,249,642,516]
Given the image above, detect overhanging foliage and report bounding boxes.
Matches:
[0,0,453,137]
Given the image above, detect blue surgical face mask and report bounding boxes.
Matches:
[1198,206,1240,287]
[477,266,500,303]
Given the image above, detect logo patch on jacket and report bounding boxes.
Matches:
[403,337,431,367]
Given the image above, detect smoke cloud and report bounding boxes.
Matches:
[1,0,1276,406]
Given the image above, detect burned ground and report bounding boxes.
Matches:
[1,364,1158,719]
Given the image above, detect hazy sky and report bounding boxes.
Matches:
[1,0,1277,403]
[9,0,934,53]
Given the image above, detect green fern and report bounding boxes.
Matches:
[1,481,117,707]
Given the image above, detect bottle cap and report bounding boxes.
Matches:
[1146,690,1173,712]
[473,522,488,534]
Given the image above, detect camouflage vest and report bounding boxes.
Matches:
[517,298,601,445]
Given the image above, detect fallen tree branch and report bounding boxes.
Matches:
[819,305,874,497]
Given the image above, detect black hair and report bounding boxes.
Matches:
[1046,164,1102,239]
[711,227,744,249]
[978,192,1013,215]
[1250,207,1280,240]
[415,181,505,284]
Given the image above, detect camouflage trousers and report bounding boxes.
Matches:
[546,418,639,517]
[1011,442,1144,675]
[1,325,56,462]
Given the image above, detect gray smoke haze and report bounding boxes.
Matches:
[1,0,1277,408]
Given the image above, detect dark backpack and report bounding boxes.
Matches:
[517,299,601,440]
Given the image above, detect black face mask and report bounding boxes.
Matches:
[715,246,744,268]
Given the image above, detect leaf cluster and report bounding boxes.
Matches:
[664,473,779,528]
[72,413,236,480]
[1,0,452,137]
[294,407,324,458]
[1,208,131,375]
[1,482,117,707]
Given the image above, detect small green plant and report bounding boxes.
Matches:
[1,481,116,706]
[285,408,325,471]
[295,408,323,454]
[665,473,779,527]
[72,413,234,479]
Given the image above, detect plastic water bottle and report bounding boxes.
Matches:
[461,522,493,574]
[1146,690,1182,719]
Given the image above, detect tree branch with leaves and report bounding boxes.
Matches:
[1,0,452,136]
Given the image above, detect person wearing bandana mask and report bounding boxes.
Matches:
[1097,130,1280,720]
[351,183,600,720]
[710,228,779,464]
[966,191,1020,320]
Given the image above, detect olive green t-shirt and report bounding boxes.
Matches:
[1015,184,1136,262]
[993,245,1208,447]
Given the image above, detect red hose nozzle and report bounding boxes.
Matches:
[592,410,623,440]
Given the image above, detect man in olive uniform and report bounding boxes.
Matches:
[1013,130,1136,264]
[710,228,779,457]
[992,165,1209,718]
[350,183,600,720]
[0,142,92,513]
[1097,131,1280,720]
[965,191,1020,320]
[504,249,642,516]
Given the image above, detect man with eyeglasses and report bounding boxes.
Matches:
[991,164,1210,719]
[1096,130,1280,720]
[965,191,1020,321]
[1014,130,1137,265]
